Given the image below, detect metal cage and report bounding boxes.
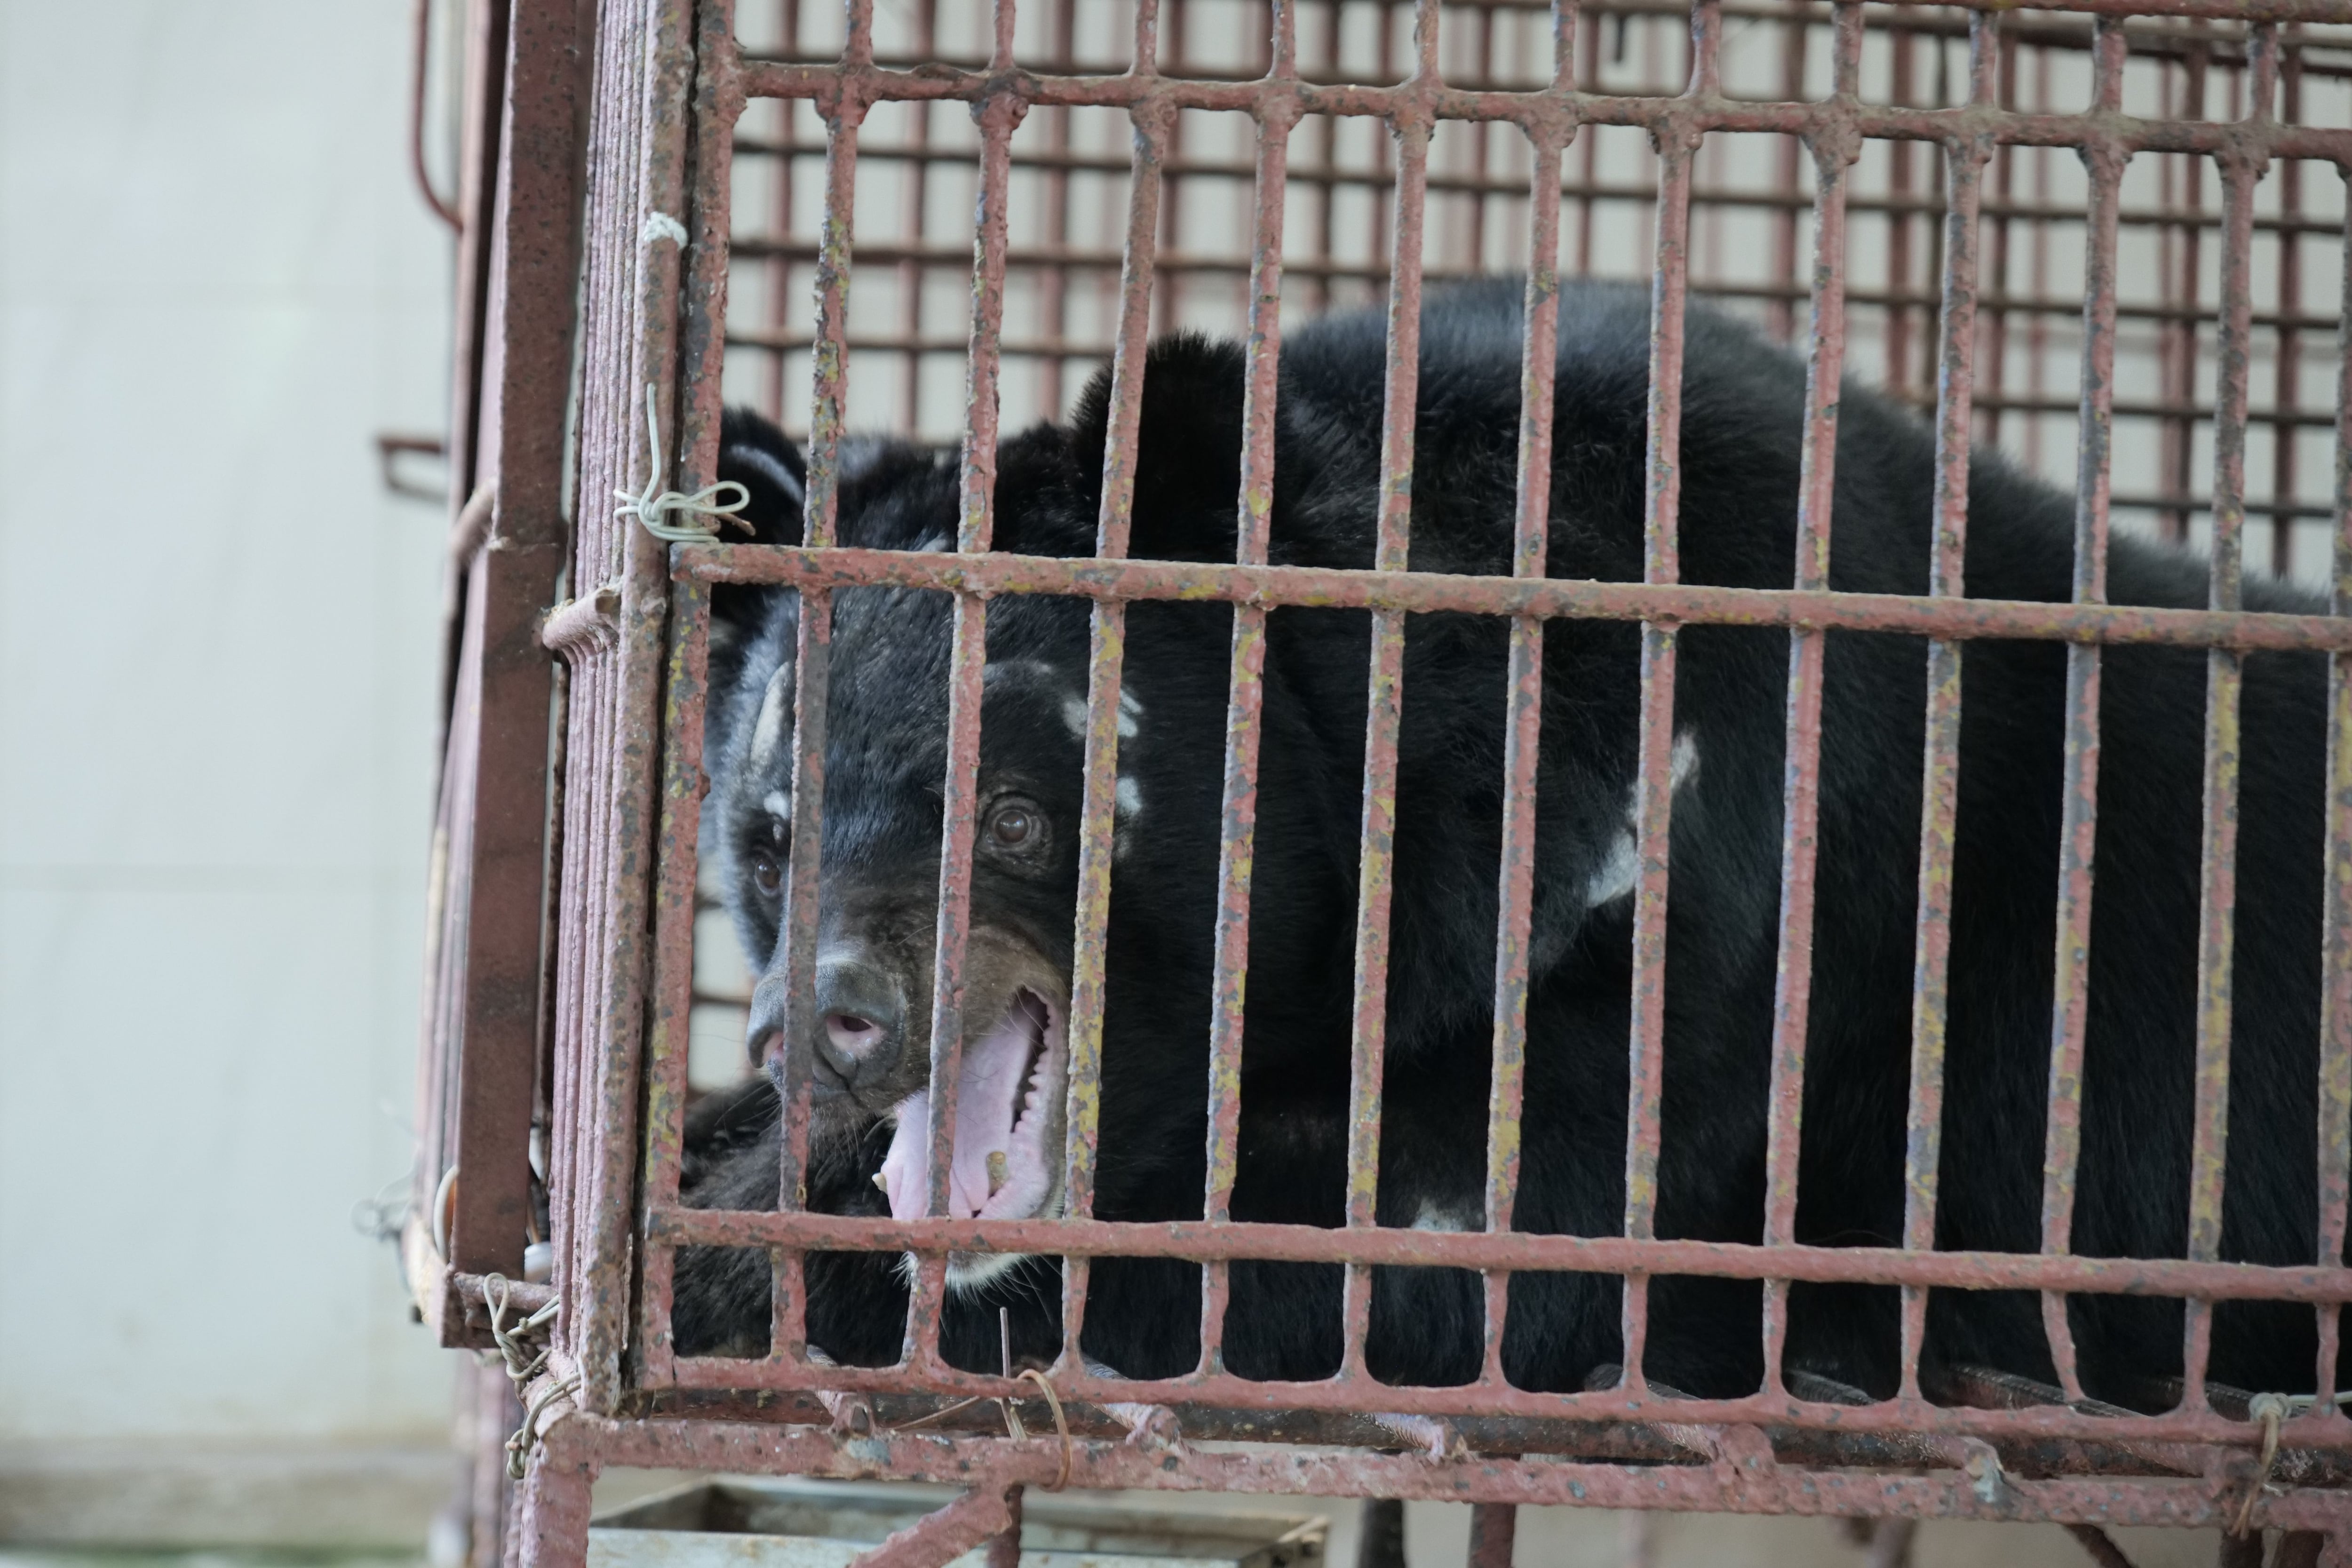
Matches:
[405,1,2352,1564]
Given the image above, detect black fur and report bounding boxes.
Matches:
[677,278,2338,1402]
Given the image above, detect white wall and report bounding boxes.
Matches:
[0,0,455,1475]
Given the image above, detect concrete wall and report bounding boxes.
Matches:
[0,0,458,1543]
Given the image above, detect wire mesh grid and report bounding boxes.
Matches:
[719,4,2348,535]
[521,0,2352,1554]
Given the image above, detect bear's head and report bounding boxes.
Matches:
[701,341,1250,1291]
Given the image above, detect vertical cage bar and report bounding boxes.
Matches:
[1769,6,1805,344]
[1456,13,1484,274]
[1979,29,2018,455]
[761,0,802,422]
[1061,0,1166,1374]
[768,12,868,1364]
[2040,17,2128,1407]
[2317,190,2352,1417]
[913,0,1023,1375]
[1484,4,1573,1385]
[2182,33,2271,1407]
[1158,0,1188,331]
[639,0,747,1384]
[1885,34,1916,401]
[768,586,831,1366]
[1199,0,1296,1377]
[1620,0,1711,1398]
[2271,42,2304,583]
[1759,0,1859,1397]
[1898,14,1995,1406]
[1038,0,1077,423]
[894,2,938,435]
[1340,0,1436,1380]
[578,0,703,1412]
[2160,41,2210,547]
[800,15,869,551]
[1573,8,1599,278]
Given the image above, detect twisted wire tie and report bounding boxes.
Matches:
[858,1370,1070,1489]
[1017,1367,1073,1492]
[614,382,752,544]
[484,1274,576,1480]
[2229,1389,2352,1537]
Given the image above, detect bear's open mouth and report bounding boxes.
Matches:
[877,987,1066,1223]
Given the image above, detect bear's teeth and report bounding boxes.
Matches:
[986,1151,1010,1196]
[873,1171,888,1193]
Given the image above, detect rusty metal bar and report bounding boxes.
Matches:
[428,0,587,1312]
[2318,183,2352,1421]
[409,0,461,230]
[763,0,870,1374]
[724,293,2352,359]
[568,0,703,1417]
[731,58,2352,167]
[1618,0,1705,1401]
[914,0,1025,1377]
[1468,1503,1517,1568]
[1060,0,1167,1376]
[2040,15,2129,1407]
[848,1486,1015,1568]
[1759,0,1860,1399]
[562,1404,2352,1524]
[2272,41,2305,582]
[2159,38,2210,548]
[2181,30,2272,1410]
[759,0,802,422]
[1198,0,1296,1377]
[892,2,937,433]
[1898,8,1996,1406]
[1482,1,1573,1391]
[682,542,2352,655]
[1340,0,1438,1380]
[636,0,747,1387]
[729,135,2352,243]
[735,0,2352,53]
[651,1201,2352,1304]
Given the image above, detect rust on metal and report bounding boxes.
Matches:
[411,0,2352,1560]
[1058,0,1164,1375]
[1759,1,1861,1399]
[681,542,2352,654]
[411,0,589,1341]
[1199,0,1297,1377]
[1618,0,1701,1398]
[1900,8,1999,1404]
[2038,17,2133,1408]
[1484,0,1573,1390]
[1339,0,1440,1380]
[2319,181,2352,1424]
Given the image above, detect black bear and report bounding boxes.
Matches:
[674,277,2338,1406]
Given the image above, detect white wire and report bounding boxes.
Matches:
[615,382,752,544]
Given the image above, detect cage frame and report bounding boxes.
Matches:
[405,0,2352,1564]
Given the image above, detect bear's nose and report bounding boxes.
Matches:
[806,958,905,1093]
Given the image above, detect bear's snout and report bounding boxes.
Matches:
[811,956,906,1094]
[747,952,912,1109]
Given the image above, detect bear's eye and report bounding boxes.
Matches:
[985,798,1040,851]
[750,852,783,898]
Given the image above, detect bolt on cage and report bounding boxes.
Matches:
[405,0,2352,1564]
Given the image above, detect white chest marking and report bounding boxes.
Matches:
[1585,731,1700,909]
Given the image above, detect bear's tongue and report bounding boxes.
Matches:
[878,990,1062,1224]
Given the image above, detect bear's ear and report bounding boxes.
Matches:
[1068,333,1247,562]
[718,406,807,549]
[711,407,808,650]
